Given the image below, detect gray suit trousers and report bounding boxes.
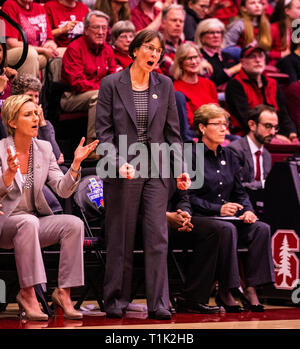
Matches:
[0,214,84,289]
[103,178,170,313]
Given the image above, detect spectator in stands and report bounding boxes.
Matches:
[195,18,241,89]
[0,42,18,140]
[61,10,116,159]
[173,42,218,128]
[277,38,300,135]
[225,45,298,143]
[44,0,89,48]
[277,38,300,83]
[167,176,221,314]
[182,0,210,41]
[228,105,277,217]
[261,0,274,18]
[190,103,275,313]
[160,3,186,77]
[0,94,99,321]
[224,0,272,59]
[10,74,64,165]
[130,0,173,32]
[269,0,300,66]
[111,20,135,71]
[208,0,238,26]
[94,0,130,27]
[44,0,89,82]
[2,0,59,77]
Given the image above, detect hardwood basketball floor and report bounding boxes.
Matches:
[1,299,300,330]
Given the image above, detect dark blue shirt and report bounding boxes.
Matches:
[189,143,253,216]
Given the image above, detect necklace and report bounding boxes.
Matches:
[131,80,149,90]
[12,139,34,189]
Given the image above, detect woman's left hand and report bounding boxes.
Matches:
[73,137,99,165]
[239,210,258,224]
[177,172,191,190]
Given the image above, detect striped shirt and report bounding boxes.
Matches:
[132,88,149,144]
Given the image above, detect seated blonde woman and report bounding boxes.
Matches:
[173,42,219,142]
[0,95,98,321]
[194,18,241,89]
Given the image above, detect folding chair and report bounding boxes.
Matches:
[71,175,106,311]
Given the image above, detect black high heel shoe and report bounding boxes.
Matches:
[235,289,265,313]
[215,294,244,313]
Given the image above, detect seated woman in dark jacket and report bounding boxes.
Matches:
[195,18,241,89]
[189,103,275,312]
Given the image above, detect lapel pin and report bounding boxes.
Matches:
[36,164,40,169]
[152,94,158,99]
[221,160,226,166]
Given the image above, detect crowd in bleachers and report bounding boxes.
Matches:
[0,0,299,149]
[0,0,300,320]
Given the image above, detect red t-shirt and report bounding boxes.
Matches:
[173,77,219,126]
[130,3,160,32]
[61,35,117,94]
[44,0,89,47]
[2,0,53,46]
[113,48,133,72]
[210,0,238,26]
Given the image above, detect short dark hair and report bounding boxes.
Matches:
[248,104,277,124]
[128,29,165,63]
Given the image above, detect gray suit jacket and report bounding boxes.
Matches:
[95,67,183,184]
[0,136,80,232]
[227,136,272,190]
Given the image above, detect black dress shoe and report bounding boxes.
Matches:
[148,308,172,320]
[235,289,265,312]
[176,298,220,314]
[106,309,123,318]
[215,294,244,313]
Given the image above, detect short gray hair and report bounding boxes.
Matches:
[195,18,225,48]
[11,74,42,95]
[162,4,185,20]
[111,20,136,45]
[83,10,109,28]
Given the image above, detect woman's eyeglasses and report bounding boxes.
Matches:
[206,122,229,128]
[141,44,163,55]
[203,30,224,36]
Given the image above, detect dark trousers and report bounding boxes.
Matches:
[170,216,220,304]
[103,178,170,313]
[212,219,275,290]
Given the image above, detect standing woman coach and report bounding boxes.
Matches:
[96,30,190,320]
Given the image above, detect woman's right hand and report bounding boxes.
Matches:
[0,203,3,215]
[2,147,19,187]
[0,75,8,94]
[119,163,135,180]
[220,202,243,216]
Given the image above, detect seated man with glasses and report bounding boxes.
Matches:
[228,105,278,217]
[61,10,117,160]
[225,45,299,144]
